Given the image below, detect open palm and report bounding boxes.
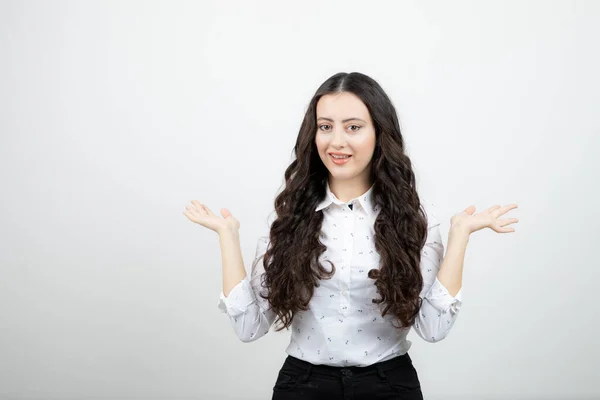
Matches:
[183,200,240,235]
[451,204,519,235]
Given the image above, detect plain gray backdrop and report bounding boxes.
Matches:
[1,0,598,399]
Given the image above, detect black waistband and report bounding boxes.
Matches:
[284,353,413,377]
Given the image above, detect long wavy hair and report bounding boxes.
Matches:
[261,72,429,331]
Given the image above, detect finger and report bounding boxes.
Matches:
[185,205,200,216]
[486,205,501,214]
[202,205,217,217]
[463,205,476,215]
[191,200,208,216]
[498,218,519,227]
[496,227,515,233]
[221,208,231,218]
[492,204,518,218]
[183,210,198,221]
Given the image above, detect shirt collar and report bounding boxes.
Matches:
[315,180,377,220]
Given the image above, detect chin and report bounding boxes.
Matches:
[328,169,355,179]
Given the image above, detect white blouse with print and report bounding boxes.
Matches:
[217,182,463,367]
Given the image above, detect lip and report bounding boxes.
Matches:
[329,153,352,165]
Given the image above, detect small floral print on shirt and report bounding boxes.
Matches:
[218,189,462,366]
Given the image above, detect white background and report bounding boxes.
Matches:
[1,1,598,399]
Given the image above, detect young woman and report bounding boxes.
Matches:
[184,72,518,400]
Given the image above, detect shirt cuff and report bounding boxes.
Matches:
[424,277,463,315]
[217,277,256,316]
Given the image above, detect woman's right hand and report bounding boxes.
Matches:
[183,200,240,235]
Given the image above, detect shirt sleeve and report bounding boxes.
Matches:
[412,201,463,343]
[216,215,278,342]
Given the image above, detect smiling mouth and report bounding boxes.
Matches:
[329,153,352,165]
[329,153,352,159]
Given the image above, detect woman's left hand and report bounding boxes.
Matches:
[450,204,519,235]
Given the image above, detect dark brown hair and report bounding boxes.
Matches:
[261,72,429,331]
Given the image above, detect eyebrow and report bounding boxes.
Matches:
[317,117,367,123]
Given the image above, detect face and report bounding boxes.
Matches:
[315,92,377,184]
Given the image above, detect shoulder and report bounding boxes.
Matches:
[257,210,277,245]
[420,198,441,229]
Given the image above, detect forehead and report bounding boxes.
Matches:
[316,92,370,119]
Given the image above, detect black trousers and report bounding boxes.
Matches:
[271,353,423,400]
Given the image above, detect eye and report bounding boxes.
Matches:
[348,125,361,132]
[318,124,331,131]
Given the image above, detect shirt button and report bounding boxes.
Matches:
[341,290,348,296]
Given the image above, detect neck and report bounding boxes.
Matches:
[328,176,372,202]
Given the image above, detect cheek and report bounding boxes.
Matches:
[354,137,376,159]
[315,136,327,153]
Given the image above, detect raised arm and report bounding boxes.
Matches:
[183,201,277,342]
[217,227,277,342]
[412,201,463,343]
[412,201,519,343]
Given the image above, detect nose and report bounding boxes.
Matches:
[330,126,346,149]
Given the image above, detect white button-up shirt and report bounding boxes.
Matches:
[218,182,463,367]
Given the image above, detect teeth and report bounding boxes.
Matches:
[331,154,350,159]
